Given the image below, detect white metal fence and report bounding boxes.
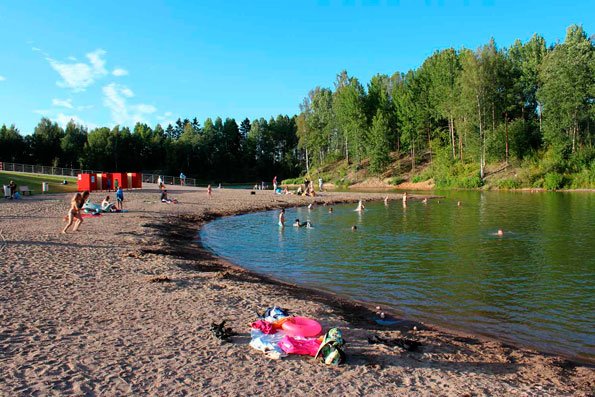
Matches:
[141,173,197,187]
[0,161,96,177]
[0,161,197,187]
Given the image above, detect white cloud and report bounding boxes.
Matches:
[121,87,134,97]
[55,113,96,129]
[52,98,73,109]
[33,109,51,115]
[156,111,175,126]
[46,49,108,91]
[132,104,156,114]
[112,68,128,77]
[0,75,5,81]
[76,104,94,111]
[103,83,156,125]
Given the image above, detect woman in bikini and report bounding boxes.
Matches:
[62,192,84,233]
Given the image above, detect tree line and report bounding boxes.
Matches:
[0,115,300,182]
[296,25,594,188]
[1,25,593,188]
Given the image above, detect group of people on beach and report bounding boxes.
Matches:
[62,188,124,233]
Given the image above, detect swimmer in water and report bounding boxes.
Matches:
[457,201,462,207]
[308,203,313,210]
[355,200,365,212]
[351,225,357,231]
[384,196,389,205]
[328,207,333,213]
[422,197,428,205]
[278,208,285,227]
[497,229,504,237]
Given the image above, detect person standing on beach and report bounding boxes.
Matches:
[278,208,285,227]
[9,180,17,198]
[116,186,124,210]
[207,184,212,198]
[318,177,323,192]
[273,176,277,191]
[106,178,111,192]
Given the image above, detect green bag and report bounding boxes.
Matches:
[314,328,346,365]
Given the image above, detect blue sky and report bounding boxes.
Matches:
[0,0,592,134]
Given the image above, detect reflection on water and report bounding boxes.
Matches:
[201,191,595,362]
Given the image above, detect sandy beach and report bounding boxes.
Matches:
[1,186,593,396]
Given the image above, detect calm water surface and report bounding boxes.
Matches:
[201,191,595,362]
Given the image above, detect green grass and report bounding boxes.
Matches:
[0,171,78,195]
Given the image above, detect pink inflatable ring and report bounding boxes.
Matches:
[281,316,322,338]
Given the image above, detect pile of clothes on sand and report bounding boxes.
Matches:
[248,306,345,365]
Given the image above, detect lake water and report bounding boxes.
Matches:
[200,191,595,363]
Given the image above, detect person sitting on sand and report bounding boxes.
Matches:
[160,189,177,203]
[62,192,84,234]
[101,195,115,212]
[355,200,365,212]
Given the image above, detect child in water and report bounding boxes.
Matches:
[355,200,365,212]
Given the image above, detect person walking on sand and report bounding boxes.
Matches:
[278,208,285,227]
[207,184,212,198]
[318,177,323,192]
[62,192,85,233]
[273,176,277,191]
[116,186,124,210]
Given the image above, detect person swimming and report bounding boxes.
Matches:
[278,208,285,227]
[328,207,333,213]
[497,229,504,236]
[384,196,389,205]
[351,225,358,231]
[422,198,428,205]
[293,219,312,228]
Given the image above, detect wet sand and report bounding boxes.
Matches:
[1,186,593,396]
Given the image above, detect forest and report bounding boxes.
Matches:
[0,25,593,188]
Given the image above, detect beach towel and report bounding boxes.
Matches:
[81,213,102,219]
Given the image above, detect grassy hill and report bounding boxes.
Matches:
[0,171,78,195]
[282,150,595,191]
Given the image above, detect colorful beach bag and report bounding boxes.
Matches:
[314,328,346,365]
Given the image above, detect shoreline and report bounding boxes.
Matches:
[2,187,593,396]
[173,201,594,367]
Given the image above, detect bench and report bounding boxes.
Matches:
[19,186,33,195]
